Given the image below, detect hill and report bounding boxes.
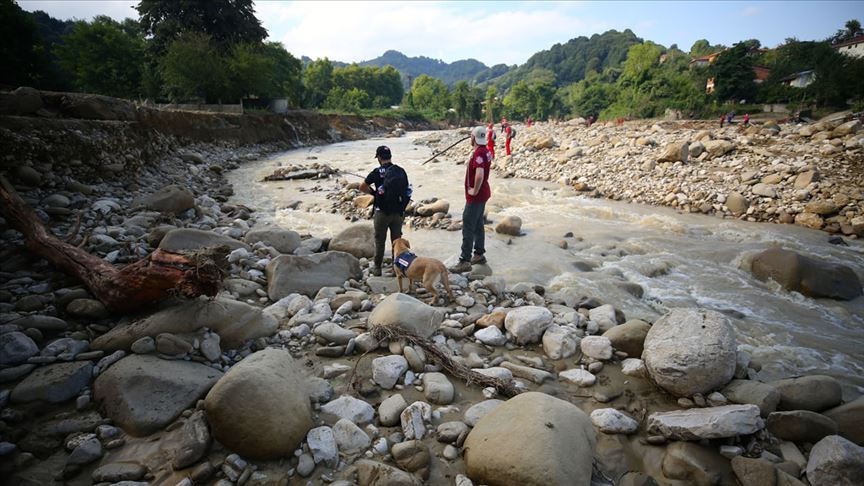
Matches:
[358,50,496,86]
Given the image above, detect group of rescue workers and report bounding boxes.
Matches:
[358,119,521,276]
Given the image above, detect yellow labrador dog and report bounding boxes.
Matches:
[391,238,454,305]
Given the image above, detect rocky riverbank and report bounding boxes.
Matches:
[420,116,864,238]
[1,97,863,485]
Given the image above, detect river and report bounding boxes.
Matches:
[230,130,864,397]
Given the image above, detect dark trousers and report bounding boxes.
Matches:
[460,201,486,262]
[373,211,403,268]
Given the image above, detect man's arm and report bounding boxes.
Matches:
[359,181,373,194]
[468,168,484,196]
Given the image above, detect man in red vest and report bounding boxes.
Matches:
[449,126,492,273]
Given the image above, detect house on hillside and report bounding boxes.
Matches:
[780,70,816,88]
[704,66,771,93]
[832,35,864,58]
[689,51,723,68]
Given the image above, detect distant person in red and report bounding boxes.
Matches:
[526,116,533,127]
[486,123,496,159]
[720,114,725,128]
[501,119,513,156]
[743,113,750,127]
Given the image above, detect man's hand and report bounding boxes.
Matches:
[359,182,372,195]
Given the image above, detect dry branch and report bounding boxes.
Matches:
[0,177,227,313]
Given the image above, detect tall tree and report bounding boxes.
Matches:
[55,16,145,98]
[451,81,471,122]
[303,58,334,108]
[0,0,51,87]
[709,42,756,102]
[831,19,862,44]
[410,74,450,114]
[137,0,267,53]
[159,32,226,102]
[262,42,303,106]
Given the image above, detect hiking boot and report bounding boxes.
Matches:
[449,260,472,273]
[471,253,487,265]
[370,266,382,277]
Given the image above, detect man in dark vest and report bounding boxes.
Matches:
[359,145,410,276]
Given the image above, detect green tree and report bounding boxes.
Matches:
[410,74,450,114]
[619,42,663,85]
[262,42,303,106]
[451,80,471,122]
[484,86,499,123]
[54,16,145,98]
[224,42,274,101]
[709,42,756,102]
[0,0,53,87]
[137,0,267,53]
[303,57,334,108]
[831,19,862,44]
[159,32,226,102]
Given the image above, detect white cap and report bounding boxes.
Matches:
[472,126,487,145]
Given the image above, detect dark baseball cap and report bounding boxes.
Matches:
[375,146,392,159]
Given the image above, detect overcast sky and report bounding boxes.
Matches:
[19,1,863,66]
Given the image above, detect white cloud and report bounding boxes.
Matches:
[19,0,138,21]
[741,6,761,17]
[258,1,608,66]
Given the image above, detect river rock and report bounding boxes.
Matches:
[602,319,650,357]
[772,375,843,412]
[416,200,450,216]
[495,215,523,236]
[333,418,371,454]
[204,348,313,459]
[401,401,432,439]
[307,426,338,466]
[322,395,376,424]
[94,355,221,436]
[703,139,735,158]
[588,304,618,332]
[92,298,277,351]
[751,248,862,300]
[662,441,736,486]
[464,399,503,426]
[794,170,819,188]
[91,463,147,482]
[560,368,596,386]
[244,227,301,254]
[795,212,823,230]
[580,335,613,360]
[658,141,689,163]
[722,379,781,417]
[329,224,375,258]
[542,324,580,359]
[378,394,408,426]
[767,410,838,443]
[0,331,39,365]
[158,228,248,251]
[354,460,422,486]
[647,404,763,440]
[464,392,596,486]
[173,410,210,469]
[372,355,408,389]
[266,251,362,298]
[806,435,864,486]
[726,192,749,214]
[591,408,639,434]
[66,298,108,319]
[11,361,93,404]
[313,322,357,345]
[504,306,552,345]
[823,397,864,445]
[422,372,455,405]
[68,435,102,465]
[136,185,194,214]
[367,293,444,338]
[474,325,507,346]
[642,308,736,397]
[10,315,68,331]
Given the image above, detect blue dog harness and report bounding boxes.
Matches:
[394,251,417,274]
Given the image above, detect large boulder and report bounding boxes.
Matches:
[703,139,735,158]
[806,435,864,486]
[204,348,313,459]
[767,410,838,443]
[722,380,781,417]
[244,227,302,254]
[642,308,737,397]
[504,306,552,345]
[11,361,93,404]
[463,392,596,486]
[416,200,450,217]
[602,319,650,357]
[751,248,862,300]
[824,397,864,445]
[94,355,222,436]
[495,216,523,236]
[0,86,43,115]
[91,298,277,351]
[647,405,763,440]
[0,331,39,365]
[658,141,689,163]
[662,442,736,486]
[328,224,375,258]
[266,252,362,299]
[135,185,194,214]
[158,228,248,252]
[367,293,444,339]
[771,375,843,412]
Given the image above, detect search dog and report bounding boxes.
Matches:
[391,238,454,305]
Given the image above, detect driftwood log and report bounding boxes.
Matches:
[0,178,227,313]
